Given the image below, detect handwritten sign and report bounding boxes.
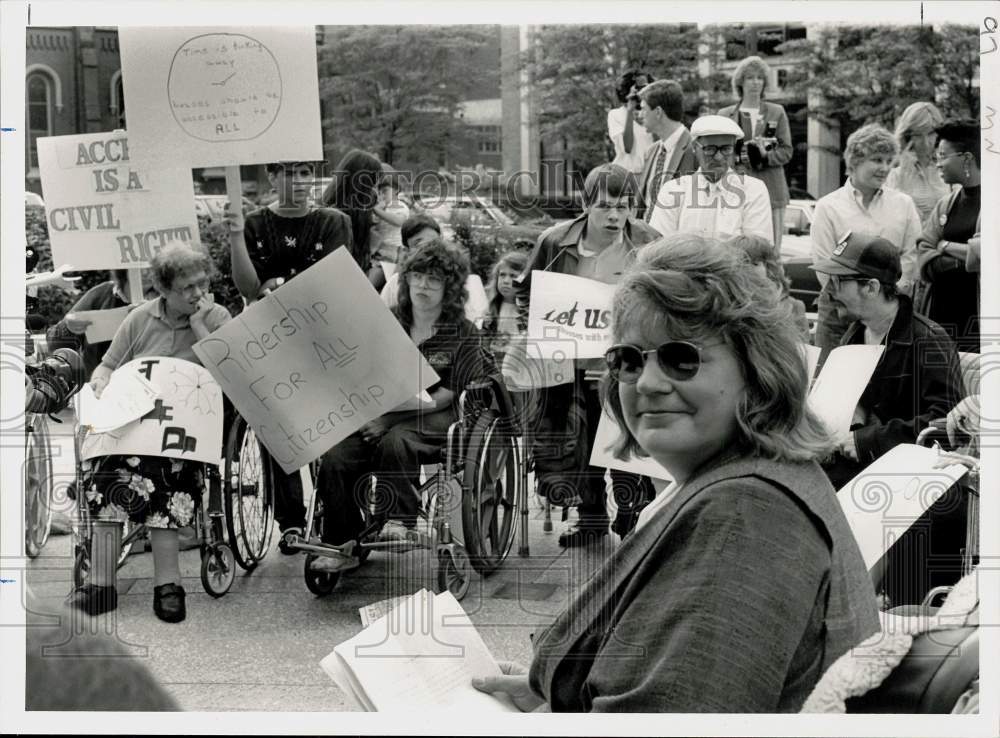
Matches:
[526,271,617,359]
[80,357,223,466]
[836,444,969,571]
[807,344,885,440]
[193,249,439,473]
[499,333,575,390]
[77,367,158,433]
[73,305,133,344]
[118,27,322,167]
[37,132,200,270]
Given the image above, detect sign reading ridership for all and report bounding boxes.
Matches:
[118,26,323,167]
[193,249,439,474]
[37,132,200,270]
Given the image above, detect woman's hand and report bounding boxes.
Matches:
[89,367,111,399]
[63,313,93,335]
[360,418,389,443]
[836,433,859,461]
[471,661,546,712]
[222,200,244,233]
[190,294,215,325]
[946,394,980,447]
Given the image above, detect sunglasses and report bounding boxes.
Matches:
[605,340,719,383]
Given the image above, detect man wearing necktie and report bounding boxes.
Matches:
[636,80,697,222]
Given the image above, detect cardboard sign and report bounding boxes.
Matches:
[499,332,575,390]
[807,344,885,440]
[73,305,133,344]
[37,132,200,270]
[192,249,439,473]
[526,271,617,359]
[77,368,158,433]
[836,444,969,571]
[80,357,224,466]
[118,27,323,167]
[589,408,673,482]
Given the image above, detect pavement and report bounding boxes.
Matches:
[24,413,616,712]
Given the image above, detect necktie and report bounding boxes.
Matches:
[644,142,668,223]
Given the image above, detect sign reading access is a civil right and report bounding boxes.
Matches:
[192,249,439,473]
[37,132,200,270]
[118,27,323,168]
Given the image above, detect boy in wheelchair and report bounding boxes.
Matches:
[310,238,490,573]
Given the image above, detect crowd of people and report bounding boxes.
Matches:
[37,54,983,713]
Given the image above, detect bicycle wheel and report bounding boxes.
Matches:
[25,414,54,558]
[224,415,275,570]
[461,410,520,574]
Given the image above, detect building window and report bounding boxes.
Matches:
[755,26,787,57]
[26,73,53,171]
[474,125,501,154]
[777,69,789,89]
[116,76,126,129]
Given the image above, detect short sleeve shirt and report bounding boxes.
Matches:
[407,317,486,396]
[101,297,231,369]
[243,206,354,284]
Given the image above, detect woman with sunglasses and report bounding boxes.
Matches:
[473,235,877,712]
[915,118,981,350]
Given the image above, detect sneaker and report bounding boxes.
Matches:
[377,520,412,543]
[309,554,360,574]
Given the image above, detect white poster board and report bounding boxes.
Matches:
[835,444,969,571]
[118,27,323,167]
[526,271,617,359]
[807,344,885,440]
[80,357,224,466]
[37,132,200,270]
[589,408,673,482]
[193,249,439,473]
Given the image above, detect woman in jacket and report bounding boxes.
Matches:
[718,55,794,248]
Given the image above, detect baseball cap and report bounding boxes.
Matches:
[811,231,902,284]
[690,115,745,140]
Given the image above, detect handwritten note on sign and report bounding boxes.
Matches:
[193,249,439,473]
[80,357,223,466]
[526,271,617,359]
[37,132,200,270]
[119,27,322,167]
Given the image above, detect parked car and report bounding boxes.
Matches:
[781,200,821,310]
[411,192,556,248]
[194,194,258,223]
[26,191,45,208]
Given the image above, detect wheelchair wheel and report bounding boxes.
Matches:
[461,410,520,574]
[25,414,54,558]
[303,554,340,596]
[224,415,276,571]
[436,547,472,600]
[201,542,236,598]
[72,518,140,588]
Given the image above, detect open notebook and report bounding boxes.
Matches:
[321,589,519,712]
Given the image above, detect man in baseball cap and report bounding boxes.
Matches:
[811,230,903,323]
[648,114,773,243]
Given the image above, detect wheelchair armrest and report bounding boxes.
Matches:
[461,374,521,434]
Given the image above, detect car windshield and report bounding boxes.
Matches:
[493,201,554,226]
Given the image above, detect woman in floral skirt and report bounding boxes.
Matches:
[70,245,231,623]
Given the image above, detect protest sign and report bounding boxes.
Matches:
[118,27,323,167]
[37,132,200,270]
[193,248,439,473]
[73,305,133,344]
[77,366,158,434]
[836,444,969,571]
[589,408,673,482]
[807,344,885,440]
[499,333,575,390]
[526,272,617,359]
[80,357,223,466]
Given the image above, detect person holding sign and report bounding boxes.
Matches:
[46,269,158,377]
[70,245,231,623]
[515,163,660,547]
[225,160,354,549]
[812,232,966,607]
[312,239,488,570]
[474,235,877,712]
[321,149,385,285]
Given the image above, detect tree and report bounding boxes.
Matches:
[521,25,715,176]
[318,26,497,171]
[778,25,980,134]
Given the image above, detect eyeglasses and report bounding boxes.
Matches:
[829,275,869,290]
[408,273,444,290]
[605,340,719,383]
[696,144,735,158]
[933,152,965,164]
[172,278,210,297]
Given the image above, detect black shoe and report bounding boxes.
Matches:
[278,526,303,555]
[153,583,186,623]
[558,523,608,548]
[68,583,118,616]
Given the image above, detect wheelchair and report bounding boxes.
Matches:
[286,372,530,601]
[221,412,276,571]
[71,423,238,599]
[24,410,55,559]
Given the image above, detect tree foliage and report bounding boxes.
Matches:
[318,25,496,170]
[778,24,980,133]
[520,24,717,174]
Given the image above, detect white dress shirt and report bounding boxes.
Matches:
[608,105,656,174]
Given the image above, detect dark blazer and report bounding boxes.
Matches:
[529,451,880,712]
[45,281,128,377]
[822,296,965,489]
[718,100,793,207]
[636,129,698,221]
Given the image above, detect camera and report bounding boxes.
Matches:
[626,81,648,106]
[25,348,85,415]
[737,121,779,170]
